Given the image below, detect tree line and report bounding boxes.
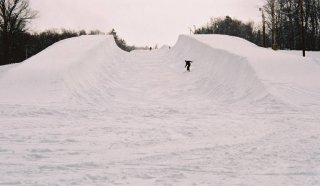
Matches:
[263,0,320,51]
[2,0,320,66]
[194,16,262,46]
[195,0,320,52]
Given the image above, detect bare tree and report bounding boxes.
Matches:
[263,0,278,50]
[0,0,37,65]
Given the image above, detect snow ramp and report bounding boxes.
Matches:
[0,34,320,109]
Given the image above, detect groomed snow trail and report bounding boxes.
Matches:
[0,35,320,186]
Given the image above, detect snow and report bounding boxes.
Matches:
[280,50,320,65]
[0,34,320,186]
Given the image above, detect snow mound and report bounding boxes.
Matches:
[0,36,127,106]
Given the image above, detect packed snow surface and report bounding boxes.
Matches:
[0,35,320,186]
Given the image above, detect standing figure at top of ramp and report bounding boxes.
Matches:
[185,60,193,72]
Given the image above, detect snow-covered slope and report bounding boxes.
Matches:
[0,35,320,186]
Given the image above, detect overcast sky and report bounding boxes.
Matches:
[29,0,264,47]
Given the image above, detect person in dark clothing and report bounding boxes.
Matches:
[185,60,193,71]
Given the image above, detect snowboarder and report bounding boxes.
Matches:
[185,60,193,72]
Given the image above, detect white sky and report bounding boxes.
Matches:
[29,0,264,47]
